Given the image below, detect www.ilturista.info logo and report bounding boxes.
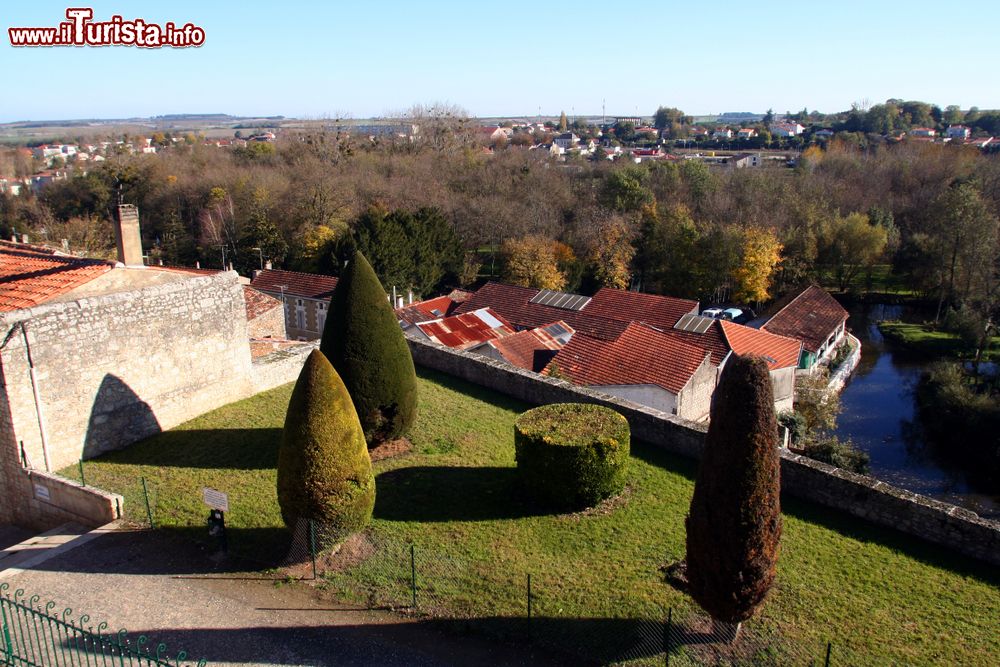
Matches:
[8,8,205,48]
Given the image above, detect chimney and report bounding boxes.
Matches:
[195,261,201,269]
[264,260,272,270]
[114,204,144,267]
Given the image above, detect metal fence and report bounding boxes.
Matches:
[0,584,204,667]
[119,476,850,666]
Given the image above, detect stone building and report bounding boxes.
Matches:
[249,269,338,340]
[0,208,303,529]
[759,285,849,370]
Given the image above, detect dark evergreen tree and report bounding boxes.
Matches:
[685,355,782,627]
[276,349,375,537]
[353,206,415,290]
[320,251,417,445]
[353,206,462,296]
[401,207,463,296]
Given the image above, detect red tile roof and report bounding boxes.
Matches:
[416,307,515,350]
[250,269,338,300]
[545,322,712,395]
[664,320,731,366]
[761,285,848,353]
[0,241,113,312]
[583,288,699,328]
[396,295,458,326]
[243,286,282,321]
[487,323,569,372]
[454,282,628,339]
[454,282,697,340]
[719,320,800,370]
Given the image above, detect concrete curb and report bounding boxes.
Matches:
[0,521,121,578]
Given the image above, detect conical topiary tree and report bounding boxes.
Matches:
[320,251,417,445]
[277,349,375,537]
[685,354,782,635]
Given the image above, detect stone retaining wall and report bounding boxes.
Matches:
[250,342,316,394]
[407,335,1000,566]
[16,470,122,528]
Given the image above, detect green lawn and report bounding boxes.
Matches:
[820,263,920,297]
[64,369,1000,666]
[880,321,1000,361]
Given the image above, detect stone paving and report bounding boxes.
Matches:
[2,526,563,667]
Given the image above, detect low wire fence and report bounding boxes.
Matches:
[0,583,204,667]
[108,474,851,666]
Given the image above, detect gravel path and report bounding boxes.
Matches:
[4,527,564,666]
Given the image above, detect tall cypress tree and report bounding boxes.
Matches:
[320,251,417,445]
[685,354,782,629]
[277,349,374,536]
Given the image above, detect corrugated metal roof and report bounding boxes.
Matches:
[416,307,515,350]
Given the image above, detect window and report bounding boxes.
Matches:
[295,298,305,330]
[317,302,327,332]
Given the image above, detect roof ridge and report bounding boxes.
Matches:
[762,284,815,329]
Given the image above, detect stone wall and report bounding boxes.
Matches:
[407,335,1000,566]
[0,272,253,528]
[827,333,862,393]
[247,303,286,340]
[677,355,716,421]
[250,342,316,394]
[15,470,121,527]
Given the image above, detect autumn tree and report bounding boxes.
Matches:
[502,235,567,290]
[685,355,782,636]
[817,212,888,291]
[558,111,568,132]
[241,187,288,271]
[582,213,636,290]
[924,183,999,320]
[600,165,654,213]
[732,227,783,304]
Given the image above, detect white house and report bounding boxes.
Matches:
[910,127,936,137]
[737,128,757,139]
[712,128,733,140]
[553,132,580,150]
[946,125,971,140]
[770,122,805,137]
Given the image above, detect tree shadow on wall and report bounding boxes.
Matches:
[83,374,161,460]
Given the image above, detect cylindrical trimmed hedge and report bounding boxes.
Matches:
[514,403,630,511]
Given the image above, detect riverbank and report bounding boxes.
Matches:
[834,304,1000,520]
[879,321,1000,361]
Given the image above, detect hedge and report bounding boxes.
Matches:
[514,403,630,511]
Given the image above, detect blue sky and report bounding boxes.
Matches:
[2,1,999,122]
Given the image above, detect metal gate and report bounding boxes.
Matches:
[1,583,205,667]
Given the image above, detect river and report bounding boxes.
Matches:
[834,303,1000,520]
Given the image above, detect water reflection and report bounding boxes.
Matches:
[834,302,1000,520]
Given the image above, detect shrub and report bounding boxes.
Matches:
[320,251,417,445]
[686,355,782,624]
[276,349,375,539]
[802,435,870,474]
[916,363,1000,487]
[514,403,630,510]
